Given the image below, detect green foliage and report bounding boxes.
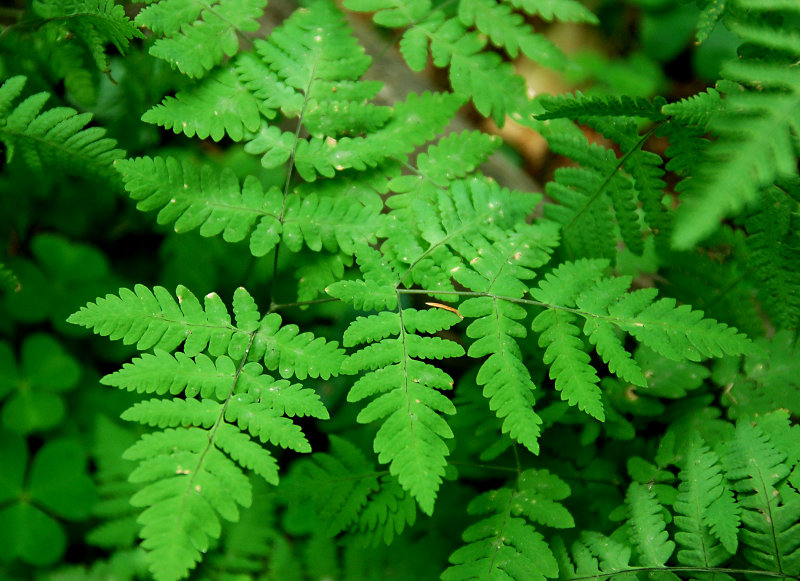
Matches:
[1,0,799,580]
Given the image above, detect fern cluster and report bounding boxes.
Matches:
[1,0,798,579]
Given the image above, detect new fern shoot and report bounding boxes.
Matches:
[0,0,798,580]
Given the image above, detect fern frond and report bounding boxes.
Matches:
[557,531,638,581]
[116,156,382,257]
[722,420,800,576]
[537,92,667,121]
[141,65,262,142]
[537,96,672,257]
[135,0,266,78]
[286,435,380,537]
[68,285,345,379]
[413,130,503,187]
[674,438,739,565]
[625,482,675,568]
[529,258,750,420]
[32,0,142,73]
[724,330,800,417]
[70,285,333,581]
[507,0,598,23]
[442,469,569,581]
[0,75,123,178]
[246,90,463,181]
[744,183,800,330]
[670,0,800,248]
[339,306,464,515]
[457,225,559,453]
[458,0,567,68]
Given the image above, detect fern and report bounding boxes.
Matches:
[346,0,577,124]
[0,75,123,178]
[69,285,339,580]
[529,258,749,421]
[338,302,464,515]
[669,0,800,248]
[722,420,800,577]
[442,469,571,580]
[135,0,266,78]
[32,0,143,73]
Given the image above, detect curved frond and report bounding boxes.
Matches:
[0,75,123,179]
[33,0,143,72]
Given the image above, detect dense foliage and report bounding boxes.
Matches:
[1,0,799,580]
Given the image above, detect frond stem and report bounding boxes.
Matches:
[562,121,665,235]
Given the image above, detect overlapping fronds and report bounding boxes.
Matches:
[33,0,143,73]
[530,258,750,420]
[0,75,123,178]
[344,0,581,124]
[69,285,336,580]
[135,0,266,78]
[442,469,571,580]
[669,0,800,248]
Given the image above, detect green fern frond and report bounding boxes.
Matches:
[506,0,598,23]
[246,90,463,181]
[442,469,569,580]
[0,75,123,178]
[135,0,266,78]
[456,224,559,453]
[458,0,568,68]
[625,482,675,568]
[537,92,667,121]
[670,0,800,248]
[537,96,671,257]
[556,531,638,581]
[70,285,332,580]
[287,435,380,537]
[529,258,750,420]
[413,130,503,187]
[722,420,800,576]
[141,65,262,142]
[674,438,739,565]
[338,306,464,515]
[68,285,344,379]
[33,0,142,73]
[116,155,382,258]
[744,183,800,330]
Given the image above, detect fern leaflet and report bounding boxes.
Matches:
[135,0,266,78]
[0,75,123,179]
[69,286,335,580]
[442,469,570,580]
